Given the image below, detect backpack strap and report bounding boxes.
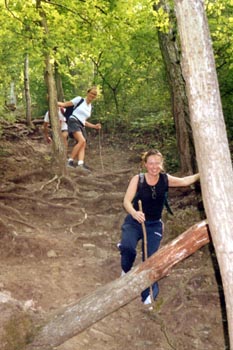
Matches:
[73,97,84,112]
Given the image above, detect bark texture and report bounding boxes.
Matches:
[36,0,67,175]
[174,1,233,348]
[24,53,33,128]
[155,1,196,174]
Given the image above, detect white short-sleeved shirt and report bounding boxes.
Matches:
[44,108,68,131]
[70,96,92,125]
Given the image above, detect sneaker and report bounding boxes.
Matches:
[143,295,152,305]
[67,160,76,168]
[117,242,121,250]
[77,164,91,172]
[120,270,126,277]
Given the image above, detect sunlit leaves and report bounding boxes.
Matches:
[152,6,170,32]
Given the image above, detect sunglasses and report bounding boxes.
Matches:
[151,186,157,199]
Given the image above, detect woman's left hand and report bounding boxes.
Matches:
[95,123,101,130]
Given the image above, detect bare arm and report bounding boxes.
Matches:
[123,175,145,223]
[58,101,73,108]
[85,121,101,130]
[167,173,200,187]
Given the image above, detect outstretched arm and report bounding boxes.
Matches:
[85,121,101,130]
[58,101,73,108]
[167,173,200,187]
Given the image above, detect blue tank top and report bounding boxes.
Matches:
[133,173,168,221]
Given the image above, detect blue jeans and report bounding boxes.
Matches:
[119,214,163,302]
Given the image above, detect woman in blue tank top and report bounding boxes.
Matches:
[118,149,200,306]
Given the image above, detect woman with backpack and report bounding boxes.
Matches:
[118,149,200,305]
[43,107,68,149]
[58,86,101,171]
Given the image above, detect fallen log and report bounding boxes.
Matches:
[27,220,210,350]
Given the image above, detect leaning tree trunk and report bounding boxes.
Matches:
[174,1,233,348]
[154,1,196,174]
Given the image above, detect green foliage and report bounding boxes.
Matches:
[205,0,233,140]
[127,111,178,172]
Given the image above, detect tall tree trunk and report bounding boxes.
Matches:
[36,0,66,175]
[54,61,64,102]
[24,53,33,128]
[154,1,196,174]
[174,1,233,348]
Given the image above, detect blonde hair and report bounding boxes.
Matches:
[142,149,165,171]
[87,86,97,93]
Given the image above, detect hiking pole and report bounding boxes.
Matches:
[98,128,104,172]
[138,200,153,303]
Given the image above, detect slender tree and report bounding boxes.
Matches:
[36,0,66,174]
[24,53,33,128]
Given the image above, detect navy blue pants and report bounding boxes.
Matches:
[119,214,163,302]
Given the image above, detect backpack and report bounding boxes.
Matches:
[63,98,84,122]
[138,172,173,215]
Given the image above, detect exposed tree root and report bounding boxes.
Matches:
[70,208,88,234]
[72,175,115,191]
[0,193,73,209]
[1,214,41,232]
[40,175,59,191]
[39,174,79,195]
[0,203,26,221]
[9,169,52,184]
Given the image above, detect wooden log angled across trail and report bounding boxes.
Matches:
[28,220,210,350]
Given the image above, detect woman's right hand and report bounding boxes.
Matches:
[46,136,52,144]
[132,210,145,223]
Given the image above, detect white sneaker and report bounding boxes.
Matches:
[120,270,126,277]
[143,295,152,305]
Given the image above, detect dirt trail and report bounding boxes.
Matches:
[0,128,228,350]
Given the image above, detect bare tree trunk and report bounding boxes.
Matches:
[154,1,196,174]
[54,61,64,102]
[26,221,209,350]
[36,0,66,175]
[174,1,233,348]
[5,81,16,111]
[24,53,33,128]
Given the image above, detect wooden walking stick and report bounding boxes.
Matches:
[138,200,153,303]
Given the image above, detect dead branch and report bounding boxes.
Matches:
[26,220,210,350]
